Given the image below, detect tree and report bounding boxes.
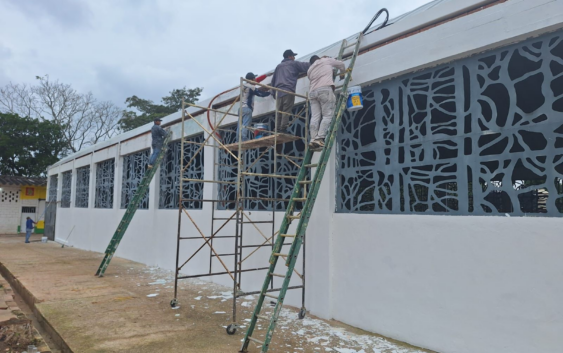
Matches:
[0,112,66,177]
[0,75,121,154]
[119,86,203,132]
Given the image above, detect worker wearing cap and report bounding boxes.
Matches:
[306,55,346,150]
[148,118,168,169]
[270,49,310,133]
[238,72,271,142]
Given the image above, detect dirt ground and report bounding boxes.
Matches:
[0,234,433,353]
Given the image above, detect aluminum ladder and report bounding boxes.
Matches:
[240,31,365,352]
[95,132,172,277]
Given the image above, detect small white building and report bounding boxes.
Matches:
[46,1,563,352]
[0,175,47,235]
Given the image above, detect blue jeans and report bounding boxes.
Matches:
[237,107,253,142]
[149,145,162,165]
[25,228,32,242]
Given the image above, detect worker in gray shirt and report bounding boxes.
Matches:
[148,118,168,169]
[270,49,310,133]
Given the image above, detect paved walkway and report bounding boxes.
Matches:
[0,234,433,353]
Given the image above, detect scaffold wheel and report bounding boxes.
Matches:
[226,324,237,335]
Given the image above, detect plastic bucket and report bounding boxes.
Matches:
[254,123,268,139]
[346,86,363,112]
[41,236,47,243]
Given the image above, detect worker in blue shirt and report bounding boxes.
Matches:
[25,217,36,243]
[238,72,271,141]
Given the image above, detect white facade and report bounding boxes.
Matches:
[0,185,22,234]
[46,1,563,352]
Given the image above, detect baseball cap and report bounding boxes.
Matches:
[283,49,298,58]
[154,118,163,122]
[245,72,257,80]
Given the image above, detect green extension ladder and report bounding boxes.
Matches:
[95,132,171,277]
[240,30,366,353]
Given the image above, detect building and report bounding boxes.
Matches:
[45,1,563,352]
[0,175,47,234]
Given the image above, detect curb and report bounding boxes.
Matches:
[0,262,74,353]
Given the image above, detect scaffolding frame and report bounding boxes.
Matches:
[171,77,310,334]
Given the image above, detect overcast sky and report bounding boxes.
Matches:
[0,0,432,108]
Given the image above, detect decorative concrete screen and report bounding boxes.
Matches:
[159,134,204,210]
[61,171,72,208]
[95,159,115,209]
[75,166,90,208]
[121,149,150,209]
[48,175,58,202]
[337,30,563,216]
[217,107,307,211]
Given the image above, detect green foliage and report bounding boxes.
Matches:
[0,112,66,176]
[119,87,203,132]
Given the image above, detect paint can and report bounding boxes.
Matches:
[346,86,363,111]
[41,236,47,243]
[254,123,268,139]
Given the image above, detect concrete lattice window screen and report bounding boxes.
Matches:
[48,175,58,202]
[217,106,307,211]
[121,149,150,209]
[0,190,19,203]
[159,134,204,209]
[95,159,115,209]
[75,166,90,208]
[337,30,563,216]
[61,171,72,208]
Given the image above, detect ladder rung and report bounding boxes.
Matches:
[304,164,318,168]
[344,42,358,49]
[256,314,270,321]
[270,273,285,278]
[264,293,279,300]
[280,234,295,238]
[293,198,307,202]
[238,285,303,296]
[273,253,288,257]
[248,337,265,345]
[287,215,301,220]
[278,154,304,160]
[299,180,312,184]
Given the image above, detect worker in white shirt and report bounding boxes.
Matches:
[306,55,346,150]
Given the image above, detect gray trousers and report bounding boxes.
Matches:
[309,87,336,140]
[275,94,295,132]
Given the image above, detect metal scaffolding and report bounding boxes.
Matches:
[170,77,309,335]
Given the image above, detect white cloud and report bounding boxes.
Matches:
[0,0,434,106]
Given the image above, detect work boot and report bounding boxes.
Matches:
[309,139,325,152]
[309,140,320,150]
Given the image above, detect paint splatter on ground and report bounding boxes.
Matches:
[134,267,433,353]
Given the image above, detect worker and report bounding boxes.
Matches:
[148,118,167,169]
[270,49,310,133]
[25,216,36,244]
[238,72,271,142]
[306,55,346,150]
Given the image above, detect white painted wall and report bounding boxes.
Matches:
[45,1,563,352]
[0,185,21,234]
[330,214,563,353]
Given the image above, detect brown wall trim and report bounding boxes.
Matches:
[352,0,508,58]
